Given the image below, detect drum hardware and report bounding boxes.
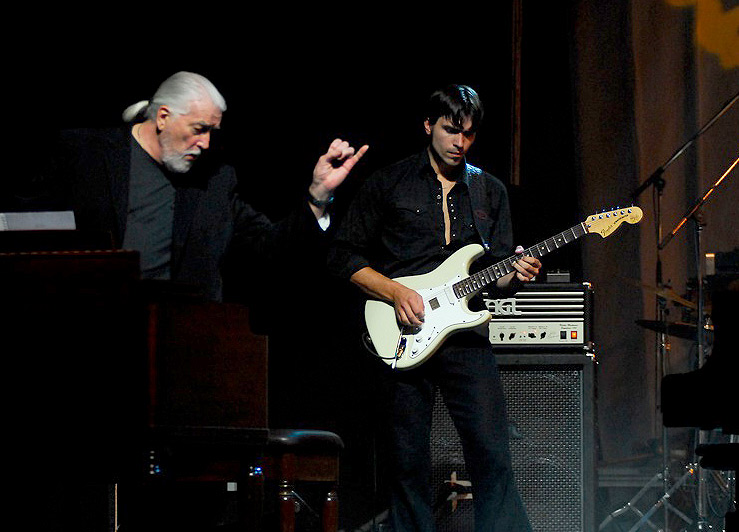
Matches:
[635,319,713,342]
[608,91,739,532]
[626,278,699,310]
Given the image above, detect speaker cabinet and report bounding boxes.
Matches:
[431,353,597,532]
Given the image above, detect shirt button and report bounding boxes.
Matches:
[437,194,442,199]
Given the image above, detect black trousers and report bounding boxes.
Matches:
[384,332,531,532]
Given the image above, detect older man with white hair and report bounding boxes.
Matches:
[25,71,367,301]
[6,71,368,531]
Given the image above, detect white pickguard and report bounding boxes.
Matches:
[364,244,490,370]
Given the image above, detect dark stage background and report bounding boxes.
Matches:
[6,1,738,530]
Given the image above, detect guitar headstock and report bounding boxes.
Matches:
[584,207,643,238]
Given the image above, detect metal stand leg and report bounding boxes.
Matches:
[599,472,665,531]
[627,465,697,532]
[599,465,698,532]
[695,429,713,531]
[726,434,738,532]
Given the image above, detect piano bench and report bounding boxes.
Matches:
[263,429,344,532]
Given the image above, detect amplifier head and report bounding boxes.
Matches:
[482,282,593,351]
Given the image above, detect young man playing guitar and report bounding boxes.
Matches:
[329,85,539,531]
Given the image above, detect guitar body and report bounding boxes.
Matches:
[363,207,643,370]
[365,244,491,370]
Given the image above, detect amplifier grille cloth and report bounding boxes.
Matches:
[431,366,585,532]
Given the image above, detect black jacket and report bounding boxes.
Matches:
[16,126,323,301]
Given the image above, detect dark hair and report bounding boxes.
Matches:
[425,84,484,131]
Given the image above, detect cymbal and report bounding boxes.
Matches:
[627,279,697,310]
[635,319,712,340]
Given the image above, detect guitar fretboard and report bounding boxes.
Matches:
[452,222,588,298]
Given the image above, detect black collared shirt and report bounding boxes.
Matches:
[329,150,513,281]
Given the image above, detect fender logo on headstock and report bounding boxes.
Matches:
[586,207,643,238]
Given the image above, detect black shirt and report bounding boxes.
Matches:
[122,136,176,280]
[329,150,514,281]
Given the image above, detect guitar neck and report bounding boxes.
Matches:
[453,222,588,298]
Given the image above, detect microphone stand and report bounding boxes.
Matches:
[658,154,739,531]
[624,90,739,532]
[631,91,738,200]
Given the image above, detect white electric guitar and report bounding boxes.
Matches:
[364,206,643,370]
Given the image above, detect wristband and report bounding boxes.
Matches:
[308,193,334,208]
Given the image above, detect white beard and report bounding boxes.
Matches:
[160,133,200,173]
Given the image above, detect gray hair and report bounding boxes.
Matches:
[122,71,227,122]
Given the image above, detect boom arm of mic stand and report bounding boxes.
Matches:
[632,167,665,199]
[658,154,739,251]
[631,90,739,200]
